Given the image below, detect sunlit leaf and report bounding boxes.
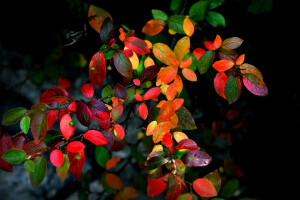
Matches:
[214,35,222,49]
[111,104,124,122]
[147,176,167,197]
[174,36,190,63]
[152,122,171,143]
[212,59,234,72]
[166,83,177,101]
[153,43,179,66]
[157,65,178,84]
[146,121,157,136]
[176,139,200,151]
[2,107,27,126]
[173,131,188,142]
[240,63,263,80]
[142,19,165,36]
[235,54,245,65]
[182,68,197,81]
[46,110,58,130]
[193,178,217,197]
[89,52,106,88]
[162,132,173,147]
[39,87,68,104]
[114,124,125,140]
[50,149,64,167]
[124,36,150,55]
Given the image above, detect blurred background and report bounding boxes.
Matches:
[0,0,298,199]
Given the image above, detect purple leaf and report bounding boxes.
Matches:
[181,150,212,167]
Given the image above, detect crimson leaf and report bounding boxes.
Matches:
[39,87,68,104]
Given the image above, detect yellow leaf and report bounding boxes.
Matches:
[124,47,139,70]
[174,36,190,63]
[183,17,195,36]
[144,56,155,68]
[173,131,188,142]
[153,43,179,66]
[146,121,157,136]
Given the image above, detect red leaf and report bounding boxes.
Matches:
[46,110,58,130]
[214,72,228,99]
[204,41,216,50]
[80,83,94,98]
[68,102,77,112]
[12,136,25,150]
[50,149,64,167]
[212,60,235,72]
[60,113,75,141]
[113,50,133,78]
[76,102,93,126]
[142,19,165,36]
[193,178,217,197]
[111,104,124,122]
[87,99,110,119]
[0,151,13,172]
[24,140,47,159]
[134,94,143,101]
[39,87,68,104]
[193,48,206,60]
[144,87,161,100]
[138,103,148,120]
[147,176,167,197]
[114,84,128,100]
[113,124,125,140]
[67,141,85,153]
[0,133,12,152]
[242,74,268,96]
[124,36,150,55]
[162,132,173,147]
[68,150,85,180]
[176,139,200,151]
[84,130,108,145]
[157,65,178,84]
[58,77,71,90]
[133,79,141,86]
[31,113,48,143]
[89,52,106,88]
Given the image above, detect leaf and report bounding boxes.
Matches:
[114,124,125,140]
[189,1,208,21]
[24,159,35,172]
[214,35,222,49]
[113,50,133,77]
[0,133,12,152]
[142,19,165,36]
[206,11,225,27]
[219,178,239,198]
[29,156,47,189]
[167,15,186,34]
[182,150,212,167]
[173,131,188,143]
[76,102,93,126]
[218,48,238,62]
[138,103,148,120]
[106,156,121,170]
[214,72,228,99]
[147,176,167,197]
[139,65,161,84]
[175,106,197,130]
[20,116,30,134]
[89,52,106,88]
[124,37,150,55]
[2,107,27,125]
[39,87,68,104]
[157,65,179,84]
[212,59,234,72]
[0,152,13,172]
[106,173,124,190]
[31,113,48,143]
[152,122,171,143]
[12,136,25,150]
[182,68,197,81]
[123,187,138,199]
[224,75,241,104]
[60,113,75,141]
[95,145,109,168]
[88,5,112,33]
[46,110,58,130]
[193,178,217,197]
[166,83,177,101]
[193,48,206,60]
[146,156,167,170]
[50,149,64,167]
[204,170,221,193]
[56,154,70,182]
[174,36,190,63]
[222,37,243,49]
[146,121,158,136]
[240,63,263,80]
[84,130,108,145]
[176,139,200,151]
[177,193,199,200]
[242,74,268,96]
[100,17,115,44]
[87,99,110,119]
[68,150,85,180]
[67,141,85,153]
[114,84,127,100]
[236,54,245,65]
[197,50,215,74]
[247,0,273,14]
[111,104,124,122]
[144,87,161,100]
[1,149,26,164]
[208,0,225,9]
[153,43,179,66]
[152,9,168,21]
[80,83,94,98]
[162,132,173,147]
[24,141,47,159]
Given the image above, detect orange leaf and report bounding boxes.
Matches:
[157,65,178,84]
[106,173,124,190]
[183,17,194,36]
[123,187,138,199]
[174,36,190,63]
[166,83,177,101]
[144,56,155,68]
[213,35,222,49]
[146,121,157,136]
[152,122,171,143]
[142,19,165,36]
[193,178,217,197]
[88,5,111,33]
[119,28,126,42]
[106,156,121,170]
[153,43,179,66]
[134,94,143,101]
[204,41,216,50]
[114,124,125,140]
[171,98,184,110]
[180,57,192,69]
[212,60,235,72]
[147,176,167,197]
[236,54,245,65]
[174,75,183,95]
[159,100,176,117]
[173,131,188,143]
[182,68,197,81]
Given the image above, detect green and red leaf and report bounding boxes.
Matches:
[142,19,165,36]
[224,75,241,104]
[197,50,215,74]
[113,50,133,78]
[114,84,128,100]
[31,113,48,143]
[242,73,268,96]
[222,37,243,49]
[139,65,161,84]
[76,102,93,126]
[99,17,115,44]
[124,36,150,55]
[153,43,179,66]
[89,52,106,88]
[39,87,68,104]
[56,154,70,182]
[46,110,58,130]
[193,178,217,197]
[111,104,123,122]
[212,59,235,72]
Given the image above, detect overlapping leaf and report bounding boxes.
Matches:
[31,113,48,143]
[39,87,68,104]
[89,52,106,88]
[124,36,150,55]
[113,50,133,77]
[84,130,108,145]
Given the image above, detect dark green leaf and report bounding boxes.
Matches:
[42,130,62,147]
[29,156,47,189]
[24,159,35,172]
[207,0,225,10]
[20,116,30,134]
[247,0,273,14]
[197,50,215,74]
[152,9,168,21]
[206,11,225,27]
[100,17,115,44]
[189,1,208,21]
[146,156,167,170]
[2,107,27,125]
[1,149,27,164]
[224,75,241,104]
[219,178,239,198]
[167,15,185,34]
[176,106,197,130]
[95,145,109,168]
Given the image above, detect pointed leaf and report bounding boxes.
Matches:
[173,131,188,143]
[240,63,263,80]
[174,36,190,63]
[222,37,243,49]
[146,156,167,170]
[218,48,238,62]
[138,103,148,120]
[24,159,35,172]
[88,5,112,33]
[67,141,85,153]
[100,17,115,44]
[206,11,225,27]
[139,65,161,84]
[181,150,212,167]
[189,1,208,21]
[182,68,197,81]
[68,150,85,180]
[183,17,194,36]
[124,36,150,55]
[113,124,125,140]
[1,149,26,164]
[175,106,197,130]
[212,60,234,72]
[242,74,268,96]
[60,113,75,141]
[114,83,128,100]
[144,87,161,100]
[204,170,221,193]
[81,83,94,98]
[2,107,27,126]
[235,54,245,65]
[29,156,47,189]
[193,178,217,197]
[50,149,64,167]
[157,65,178,84]
[142,19,165,36]
[147,176,167,197]
[84,130,108,145]
[76,102,93,126]
[24,140,47,159]
[197,50,215,74]
[166,83,177,101]
[224,75,241,104]
[111,104,124,122]
[152,122,171,143]
[31,113,48,143]
[153,43,179,66]
[89,51,106,88]
[39,87,68,104]
[214,35,222,49]
[106,173,124,190]
[56,154,70,182]
[113,50,133,77]
[214,72,228,99]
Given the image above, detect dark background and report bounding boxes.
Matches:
[0,0,298,199]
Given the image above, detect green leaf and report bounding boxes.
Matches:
[42,130,62,147]
[113,50,133,78]
[1,149,27,164]
[207,0,225,10]
[101,85,114,103]
[176,106,197,130]
[24,159,35,172]
[56,154,70,182]
[189,1,208,21]
[219,178,239,198]
[170,0,183,14]
[167,15,186,34]
[224,75,241,104]
[2,107,27,125]
[95,145,109,168]
[206,11,225,27]
[20,115,30,134]
[152,9,168,21]
[197,50,215,74]
[29,156,47,189]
